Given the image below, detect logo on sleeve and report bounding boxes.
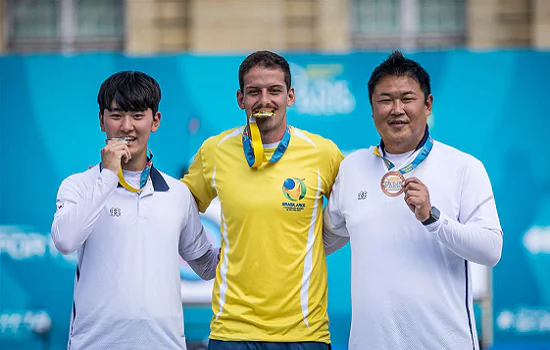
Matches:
[282,178,307,212]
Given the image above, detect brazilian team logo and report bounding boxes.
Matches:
[282,178,307,201]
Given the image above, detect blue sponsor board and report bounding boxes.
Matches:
[1,51,550,349]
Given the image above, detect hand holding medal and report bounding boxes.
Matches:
[102,137,153,193]
[101,137,132,173]
[376,132,434,199]
[403,177,432,222]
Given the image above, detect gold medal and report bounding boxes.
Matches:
[380,171,405,197]
[252,111,274,119]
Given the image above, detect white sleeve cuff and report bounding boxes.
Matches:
[424,212,503,267]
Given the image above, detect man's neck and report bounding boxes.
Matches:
[260,127,287,144]
[122,157,147,172]
[383,127,428,154]
[384,141,417,155]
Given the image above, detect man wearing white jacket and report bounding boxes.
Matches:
[51,71,218,350]
[323,51,503,350]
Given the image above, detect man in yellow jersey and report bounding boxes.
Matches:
[182,51,345,350]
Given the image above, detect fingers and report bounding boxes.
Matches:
[404,190,426,208]
[101,140,131,172]
[106,139,131,163]
[403,177,431,221]
[404,191,430,221]
[403,178,426,205]
[104,140,130,157]
[110,142,131,162]
[404,177,424,189]
[121,148,131,163]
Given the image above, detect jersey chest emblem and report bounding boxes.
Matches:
[281,177,307,212]
[109,207,122,217]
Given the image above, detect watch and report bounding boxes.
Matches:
[422,206,440,226]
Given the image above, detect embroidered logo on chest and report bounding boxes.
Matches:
[109,207,122,217]
[357,190,368,200]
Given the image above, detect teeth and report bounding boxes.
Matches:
[252,111,274,118]
[106,137,134,145]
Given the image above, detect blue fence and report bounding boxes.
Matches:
[1,50,549,349]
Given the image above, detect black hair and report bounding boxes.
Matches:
[98,71,161,116]
[367,50,431,105]
[238,50,291,92]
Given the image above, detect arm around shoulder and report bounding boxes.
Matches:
[187,246,219,280]
[178,185,218,279]
[323,167,350,254]
[181,143,217,213]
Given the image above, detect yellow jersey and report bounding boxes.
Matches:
[182,126,343,343]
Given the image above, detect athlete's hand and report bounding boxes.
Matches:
[101,140,131,173]
[403,177,431,222]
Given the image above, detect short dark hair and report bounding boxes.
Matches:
[367,50,431,105]
[98,71,161,116]
[238,50,291,92]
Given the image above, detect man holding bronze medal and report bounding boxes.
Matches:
[182,51,344,349]
[51,71,219,350]
[323,51,503,350]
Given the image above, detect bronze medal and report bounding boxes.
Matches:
[380,171,405,197]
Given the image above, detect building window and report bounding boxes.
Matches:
[350,0,466,49]
[418,0,465,33]
[352,0,400,34]
[6,0,124,52]
[285,0,318,50]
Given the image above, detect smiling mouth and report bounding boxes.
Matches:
[252,110,275,119]
[388,121,408,127]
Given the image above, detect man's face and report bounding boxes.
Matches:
[237,66,295,137]
[371,75,432,153]
[99,102,160,161]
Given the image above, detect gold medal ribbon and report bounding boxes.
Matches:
[115,150,153,193]
[242,114,291,168]
[248,120,265,168]
[117,168,141,193]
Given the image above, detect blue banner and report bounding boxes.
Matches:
[1,51,549,349]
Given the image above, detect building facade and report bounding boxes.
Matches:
[0,0,548,54]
